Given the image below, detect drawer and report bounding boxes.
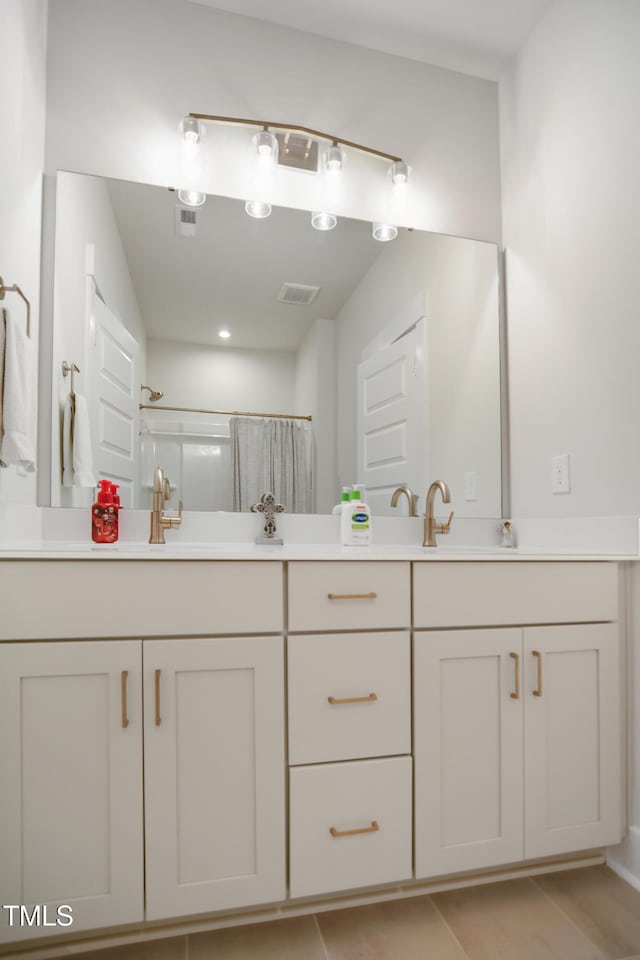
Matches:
[288,632,410,764]
[288,562,410,632]
[0,561,283,639]
[289,757,412,899]
[413,562,618,628]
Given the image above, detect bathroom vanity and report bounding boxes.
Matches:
[0,552,623,954]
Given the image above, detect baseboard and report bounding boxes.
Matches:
[608,825,640,892]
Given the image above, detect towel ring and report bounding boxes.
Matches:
[62,361,80,394]
[0,275,31,338]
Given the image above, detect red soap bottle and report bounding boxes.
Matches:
[91,479,119,543]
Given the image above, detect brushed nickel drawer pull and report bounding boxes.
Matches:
[121,670,129,728]
[509,652,520,700]
[154,669,162,725]
[328,692,378,705]
[330,820,379,838]
[532,650,543,697]
[327,592,378,600]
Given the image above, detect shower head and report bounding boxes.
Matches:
[140,384,164,402]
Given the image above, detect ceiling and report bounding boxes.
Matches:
[107,178,384,352]
[186,0,554,80]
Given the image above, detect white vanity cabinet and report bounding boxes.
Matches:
[143,635,286,920]
[413,562,622,880]
[0,560,286,944]
[0,640,144,943]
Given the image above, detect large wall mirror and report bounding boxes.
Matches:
[50,171,503,517]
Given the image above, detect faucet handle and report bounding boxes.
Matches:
[436,511,454,535]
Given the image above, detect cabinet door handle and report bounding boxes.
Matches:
[532,650,543,697]
[121,670,129,728]
[330,820,379,838]
[154,669,162,725]
[328,692,378,705]
[509,652,520,700]
[327,592,378,600]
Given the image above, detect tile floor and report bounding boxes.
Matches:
[70,866,640,960]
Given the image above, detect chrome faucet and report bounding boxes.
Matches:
[424,480,454,547]
[390,485,419,517]
[149,466,183,544]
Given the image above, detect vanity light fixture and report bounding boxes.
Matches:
[372,222,398,242]
[311,211,337,231]
[181,115,204,144]
[324,143,345,172]
[254,128,278,159]
[181,114,409,240]
[245,200,272,219]
[177,189,206,207]
[391,161,410,185]
[218,328,231,339]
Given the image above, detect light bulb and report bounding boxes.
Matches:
[181,116,203,144]
[311,211,337,231]
[218,328,231,339]
[372,222,398,242]
[254,130,278,160]
[391,161,410,185]
[325,143,345,172]
[245,199,272,219]
[177,189,206,207]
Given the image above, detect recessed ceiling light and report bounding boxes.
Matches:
[218,328,231,339]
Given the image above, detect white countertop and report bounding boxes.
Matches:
[0,541,631,561]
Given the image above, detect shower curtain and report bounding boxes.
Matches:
[230,416,311,513]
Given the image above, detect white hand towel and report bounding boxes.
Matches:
[62,394,74,487]
[71,394,96,487]
[0,311,6,443]
[0,312,36,471]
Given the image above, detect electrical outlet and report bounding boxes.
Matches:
[464,470,477,501]
[551,454,571,494]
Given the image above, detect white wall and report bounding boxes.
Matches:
[0,0,47,506]
[147,339,296,414]
[45,0,501,244]
[50,172,146,505]
[294,318,337,513]
[499,0,640,888]
[500,0,640,519]
[335,230,501,516]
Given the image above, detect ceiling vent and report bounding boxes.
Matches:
[175,206,197,238]
[277,282,320,305]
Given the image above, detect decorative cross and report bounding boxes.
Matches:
[251,492,285,544]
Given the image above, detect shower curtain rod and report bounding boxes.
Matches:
[139,403,312,422]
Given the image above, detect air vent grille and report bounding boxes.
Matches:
[175,206,197,238]
[277,282,320,305]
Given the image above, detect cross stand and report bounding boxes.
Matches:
[251,492,285,545]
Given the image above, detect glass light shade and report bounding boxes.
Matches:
[181,116,203,144]
[311,211,337,231]
[218,328,231,339]
[254,130,278,160]
[177,189,206,207]
[245,199,272,219]
[391,161,410,185]
[372,222,398,242]
[325,144,345,172]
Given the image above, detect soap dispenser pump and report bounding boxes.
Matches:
[91,479,119,543]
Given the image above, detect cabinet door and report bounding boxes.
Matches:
[414,629,523,877]
[144,636,285,920]
[524,624,621,858]
[0,641,143,943]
